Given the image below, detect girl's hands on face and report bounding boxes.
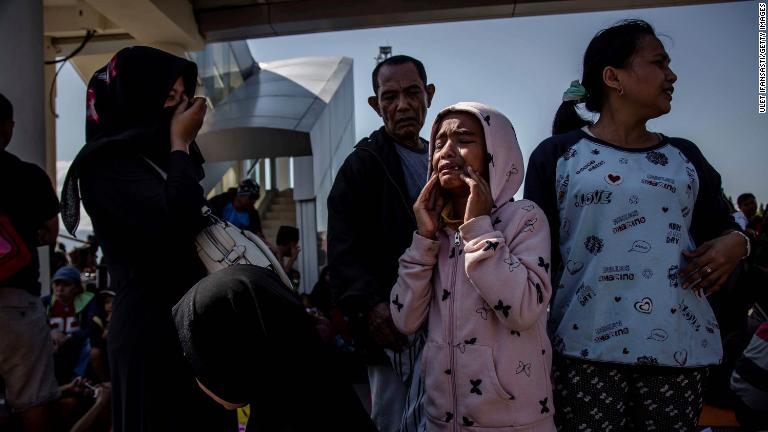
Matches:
[414,174,445,239]
[460,167,493,223]
[171,94,207,152]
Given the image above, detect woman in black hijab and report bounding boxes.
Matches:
[61,46,235,431]
[173,265,378,431]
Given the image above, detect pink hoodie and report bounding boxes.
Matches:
[391,102,554,431]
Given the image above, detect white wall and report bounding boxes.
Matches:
[290,59,355,292]
[310,62,355,232]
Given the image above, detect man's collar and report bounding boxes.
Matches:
[381,127,426,153]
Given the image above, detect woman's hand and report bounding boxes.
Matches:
[679,231,748,295]
[171,95,207,152]
[413,174,445,239]
[460,168,493,223]
[60,377,84,395]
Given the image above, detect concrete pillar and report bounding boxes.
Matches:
[295,199,318,294]
[0,0,46,170]
[268,158,277,191]
[276,157,291,191]
[41,37,58,296]
[44,37,57,179]
[258,158,266,190]
[0,1,51,294]
[292,156,317,293]
[232,159,243,184]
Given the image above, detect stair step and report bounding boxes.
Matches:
[262,220,296,229]
[259,189,296,243]
[263,214,295,222]
[271,198,294,205]
[269,204,296,213]
[264,208,295,216]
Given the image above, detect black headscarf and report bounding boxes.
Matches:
[172,265,301,404]
[62,46,205,235]
[172,265,376,431]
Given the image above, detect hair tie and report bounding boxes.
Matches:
[562,80,587,103]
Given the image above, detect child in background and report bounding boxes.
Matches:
[42,266,100,383]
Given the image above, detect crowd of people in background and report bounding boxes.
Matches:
[0,16,767,432]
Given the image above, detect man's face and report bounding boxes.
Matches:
[740,197,758,219]
[53,281,78,305]
[104,296,114,314]
[0,120,14,151]
[282,241,298,257]
[369,63,435,144]
[233,195,252,211]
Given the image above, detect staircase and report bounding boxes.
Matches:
[261,189,297,245]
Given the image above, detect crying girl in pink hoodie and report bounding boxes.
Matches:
[391,102,555,431]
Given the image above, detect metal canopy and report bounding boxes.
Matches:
[195,56,352,162]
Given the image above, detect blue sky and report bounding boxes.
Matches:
[57,1,766,205]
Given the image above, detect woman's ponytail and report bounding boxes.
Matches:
[552,100,591,135]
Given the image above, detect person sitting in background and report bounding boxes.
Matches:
[68,235,99,275]
[42,266,100,383]
[89,290,114,384]
[733,193,759,235]
[51,243,69,276]
[0,377,112,432]
[275,225,300,274]
[55,377,111,432]
[309,267,332,319]
[208,179,265,239]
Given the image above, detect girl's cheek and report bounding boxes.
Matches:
[431,150,441,170]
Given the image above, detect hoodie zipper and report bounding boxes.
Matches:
[450,231,460,431]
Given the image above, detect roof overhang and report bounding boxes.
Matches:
[193,0,744,42]
[196,56,352,162]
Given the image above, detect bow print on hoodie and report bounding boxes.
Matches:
[391,102,555,431]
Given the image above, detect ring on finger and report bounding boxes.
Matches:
[703,265,713,275]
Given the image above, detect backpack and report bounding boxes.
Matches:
[0,213,32,282]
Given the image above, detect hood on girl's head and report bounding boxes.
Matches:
[428,102,524,207]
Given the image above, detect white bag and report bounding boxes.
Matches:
[196,207,293,288]
[142,157,292,288]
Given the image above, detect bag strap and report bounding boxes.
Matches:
[142,157,167,180]
[143,156,216,223]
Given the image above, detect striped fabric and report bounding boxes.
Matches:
[392,330,427,432]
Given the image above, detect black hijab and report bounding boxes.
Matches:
[172,265,302,405]
[172,265,377,431]
[62,46,205,236]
